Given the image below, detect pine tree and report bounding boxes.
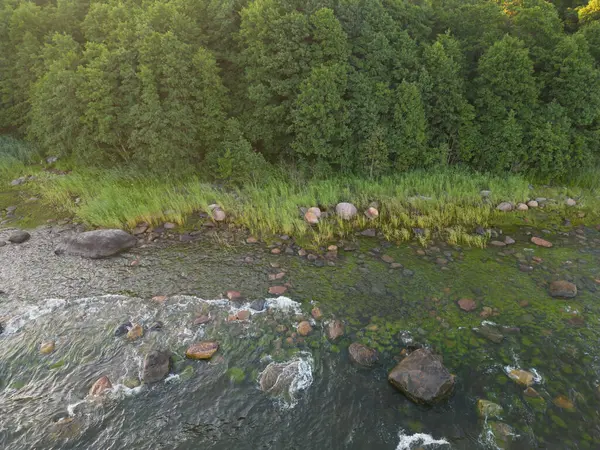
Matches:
[474,35,538,172]
[420,36,475,164]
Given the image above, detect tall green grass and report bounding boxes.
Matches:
[0,137,41,183]
[33,166,585,247]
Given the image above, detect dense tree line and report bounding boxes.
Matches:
[1,0,599,180]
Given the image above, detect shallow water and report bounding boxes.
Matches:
[1,225,600,449]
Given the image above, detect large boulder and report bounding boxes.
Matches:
[55,229,136,258]
[142,351,171,383]
[549,280,577,298]
[335,202,357,220]
[258,356,313,406]
[9,230,30,244]
[388,348,455,404]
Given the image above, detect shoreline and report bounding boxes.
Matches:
[1,166,599,249]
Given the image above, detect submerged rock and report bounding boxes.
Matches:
[114,321,132,336]
[531,236,552,248]
[268,285,287,295]
[311,307,323,320]
[348,343,378,367]
[457,298,477,312]
[250,299,266,311]
[186,341,219,360]
[258,355,313,406]
[549,280,577,298]
[54,229,136,258]
[127,323,143,340]
[326,319,345,341]
[489,421,515,449]
[297,321,312,336]
[473,324,504,343]
[553,395,575,409]
[40,341,56,355]
[335,202,357,220]
[142,350,171,383]
[388,348,455,404]
[507,369,535,387]
[9,230,30,244]
[477,399,503,419]
[193,315,211,325]
[89,376,112,396]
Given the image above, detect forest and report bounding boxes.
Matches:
[1,0,600,183]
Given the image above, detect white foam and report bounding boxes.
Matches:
[259,352,313,409]
[395,429,450,449]
[2,298,67,334]
[265,296,302,315]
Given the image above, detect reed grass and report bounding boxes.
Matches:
[2,138,599,247]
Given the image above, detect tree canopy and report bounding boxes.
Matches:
[1,0,599,180]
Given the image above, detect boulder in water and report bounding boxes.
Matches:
[127,323,143,340]
[40,341,55,355]
[507,368,535,387]
[326,319,344,341]
[142,350,171,383]
[297,321,312,336]
[114,321,132,337]
[186,341,219,360]
[549,280,577,298]
[348,343,378,367]
[89,376,112,396]
[477,399,503,418]
[54,229,136,258]
[258,355,313,407]
[9,230,30,244]
[250,299,266,311]
[388,348,455,404]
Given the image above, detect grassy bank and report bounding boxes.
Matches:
[2,138,600,247]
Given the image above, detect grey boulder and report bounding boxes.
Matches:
[142,351,171,384]
[388,348,455,404]
[9,230,30,244]
[55,229,136,258]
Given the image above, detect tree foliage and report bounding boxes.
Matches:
[1,0,599,179]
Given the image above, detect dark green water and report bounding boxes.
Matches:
[1,226,599,449]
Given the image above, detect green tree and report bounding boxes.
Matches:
[389,81,428,170]
[420,36,475,164]
[474,35,538,172]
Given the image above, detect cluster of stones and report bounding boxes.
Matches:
[304,202,378,225]
[495,196,577,212]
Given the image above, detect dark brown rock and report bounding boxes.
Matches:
[388,348,455,404]
[326,320,345,341]
[348,343,379,367]
[89,376,112,396]
[142,351,171,383]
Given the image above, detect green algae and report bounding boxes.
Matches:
[227,367,245,383]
